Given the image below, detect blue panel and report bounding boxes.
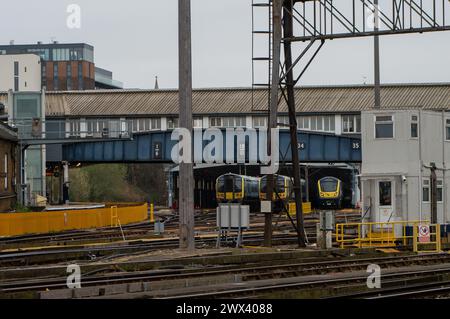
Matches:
[113,141,124,161]
[309,135,324,161]
[104,142,117,161]
[324,136,339,162]
[138,135,151,161]
[124,139,139,161]
[339,138,350,162]
[74,144,84,161]
[95,142,106,161]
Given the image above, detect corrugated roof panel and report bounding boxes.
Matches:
[2,83,450,117]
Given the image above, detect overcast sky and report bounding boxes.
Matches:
[3,0,450,89]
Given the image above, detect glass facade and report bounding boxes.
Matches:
[24,46,93,62]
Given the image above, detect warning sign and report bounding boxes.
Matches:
[418,224,431,243]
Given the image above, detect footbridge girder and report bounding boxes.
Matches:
[59,129,361,164]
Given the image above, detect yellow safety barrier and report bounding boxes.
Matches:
[413,224,441,253]
[288,202,312,215]
[336,220,430,249]
[0,203,148,237]
[150,203,155,223]
[110,206,118,227]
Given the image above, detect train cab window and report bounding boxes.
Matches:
[320,178,338,192]
[379,181,392,206]
[234,178,242,192]
[275,177,285,193]
[217,179,224,193]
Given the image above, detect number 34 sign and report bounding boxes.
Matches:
[418,224,431,243]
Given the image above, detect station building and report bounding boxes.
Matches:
[0,82,449,211]
[362,108,450,225]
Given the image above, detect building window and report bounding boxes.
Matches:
[342,115,361,133]
[324,116,335,132]
[411,115,419,138]
[14,61,19,91]
[151,118,161,130]
[446,119,450,141]
[126,118,162,133]
[78,62,83,90]
[69,119,81,137]
[423,179,430,203]
[42,64,47,88]
[311,116,323,131]
[210,117,222,127]
[14,61,19,76]
[67,64,72,91]
[253,116,267,128]
[437,180,443,203]
[167,118,179,129]
[379,181,392,206]
[193,117,203,128]
[86,119,97,135]
[4,153,7,190]
[53,63,59,90]
[375,115,394,139]
[297,116,310,130]
[277,116,290,128]
[224,117,246,128]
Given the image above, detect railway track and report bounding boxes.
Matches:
[0,232,315,267]
[2,252,450,299]
[0,209,361,249]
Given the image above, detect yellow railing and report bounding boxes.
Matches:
[336,220,430,249]
[0,203,148,237]
[413,224,441,253]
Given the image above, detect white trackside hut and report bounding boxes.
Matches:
[361,108,450,226]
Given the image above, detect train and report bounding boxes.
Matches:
[216,173,309,213]
[316,176,344,209]
[259,175,307,213]
[215,173,260,211]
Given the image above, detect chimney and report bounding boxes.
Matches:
[154,76,159,90]
[9,40,14,45]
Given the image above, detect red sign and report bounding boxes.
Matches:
[418,224,430,243]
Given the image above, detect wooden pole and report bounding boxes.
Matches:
[178,0,195,250]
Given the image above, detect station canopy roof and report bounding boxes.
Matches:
[1,83,450,117]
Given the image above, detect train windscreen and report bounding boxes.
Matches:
[320,179,338,192]
[261,176,285,193]
[275,177,285,193]
[218,175,242,193]
[217,179,224,193]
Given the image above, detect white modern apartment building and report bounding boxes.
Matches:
[0,54,41,92]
